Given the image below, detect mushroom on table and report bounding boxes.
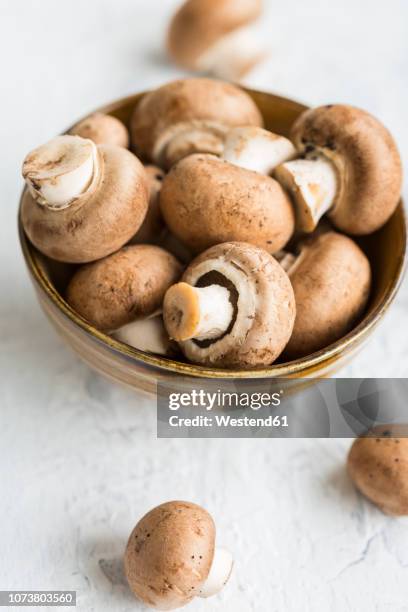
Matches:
[21,135,148,263]
[124,501,233,610]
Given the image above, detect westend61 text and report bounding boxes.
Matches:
[169,414,289,428]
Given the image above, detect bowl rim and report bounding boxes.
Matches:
[18,88,407,379]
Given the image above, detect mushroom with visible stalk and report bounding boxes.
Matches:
[124,501,233,610]
[112,314,173,356]
[160,154,295,254]
[222,126,296,174]
[69,112,129,148]
[348,430,408,516]
[66,244,182,332]
[274,104,402,234]
[131,78,263,169]
[21,135,148,263]
[163,242,296,368]
[283,231,371,359]
[167,0,265,81]
[131,166,166,244]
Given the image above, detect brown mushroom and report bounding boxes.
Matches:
[160,154,295,254]
[163,242,296,368]
[66,244,182,331]
[274,105,402,234]
[21,135,148,263]
[69,112,129,148]
[124,501,233,610]
[167,0,265,80]
[284,231,371,359]
[130,78,263,169]
[348,434,408,516]
[131,166,166,244]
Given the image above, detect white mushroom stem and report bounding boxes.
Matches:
[164,282,233,342]
[223,127,296,174]
[22,135,98,210]
[274,250,297,273]
[274,155,338,232]
[196,24,265,80]
[154,122,227,169]
[112,316,170,355]
[198,548,234,598]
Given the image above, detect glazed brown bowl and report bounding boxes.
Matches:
[18,88,407,394]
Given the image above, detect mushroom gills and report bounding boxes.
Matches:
[22,135,99,210]
[275,154,338,232]
[164,281,234,342]
[198,548,234,598]
[112,316,170,355]
[223,127,296,174]
[195,24,265,80]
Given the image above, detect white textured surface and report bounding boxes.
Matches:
[1,0,408,610]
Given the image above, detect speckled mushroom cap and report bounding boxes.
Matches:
[124,501,215,610]
[160,154,295,254]
[173,242,296,368]
[167,0,262,72]
[284,231,371,359]
[130,78,263,164]
[290,104,402,235]
[69,112,129,148]
[21,145,148,263]
[66,244,182,331]
[348,435,408,516]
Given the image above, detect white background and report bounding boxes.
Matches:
[1,0,408,610]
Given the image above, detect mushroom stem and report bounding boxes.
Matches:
[198,548,234,598]
[274,155,338,232]
[195,24,265,80]
[22,135,99,210]
[112,316,170,355]
[223,127,296,175]
[164,282,233,342]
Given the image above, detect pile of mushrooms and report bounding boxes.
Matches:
[20,77,402,369]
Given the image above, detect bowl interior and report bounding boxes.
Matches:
[19,88,407,379]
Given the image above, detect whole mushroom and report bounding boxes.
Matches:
[159,154,295,254]
[66,244,182,331]
[348,433,408,516]
[167,0,265,81]
[274,104,402,234]
[21,135,148,263]
[124,501,233,610]
[163,242,296,368]
[131,78,263,169]
[69,112,129,148]
[283,231,371,359]
[131,165,166,244]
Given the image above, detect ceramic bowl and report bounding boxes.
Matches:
[18,88,406,394]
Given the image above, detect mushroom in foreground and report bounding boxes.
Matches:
[348,433,408,516]
[69,112,129,148]
[167,0,265,81]
[131,165,166,244]
[160,154,295,254]
[66,244,182,331]
[131,78,263,169]
[283,231,371,359]
[274,104,402,234]
[124,501,233,610]
[112,315,172,356]
[163,242,296,368]
[21,135,148,263]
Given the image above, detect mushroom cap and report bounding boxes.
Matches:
[290,104,402,234]
[284,231,371,359]
[69,112,129,148]
[21,145,149,263]
[124,501,215,610]
[66,244,182,331]
[131,165,166,243]
[177,241,296,368]
[130,78,263,161]
[348,435,408,516]
[167,0,262,71]
[160,154,295,254]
